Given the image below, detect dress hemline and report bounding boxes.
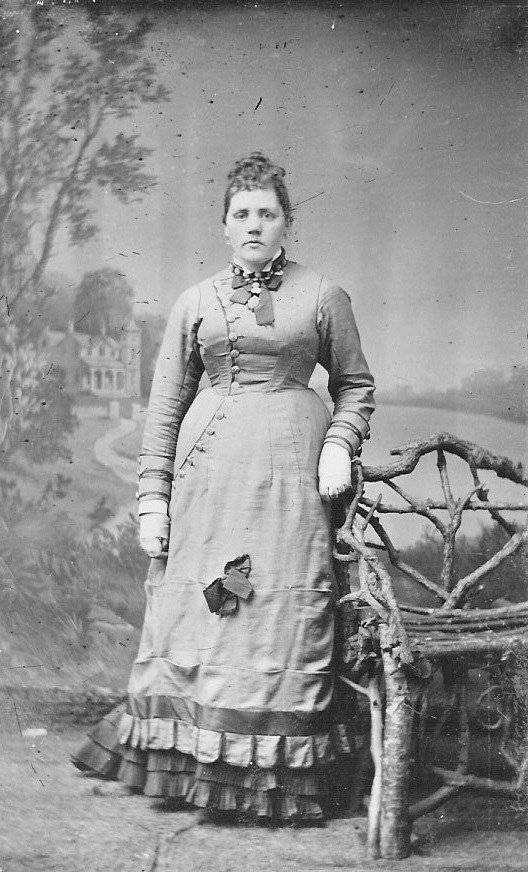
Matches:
[72,704,352,822]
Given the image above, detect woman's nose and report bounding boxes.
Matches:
[247,214,262,233]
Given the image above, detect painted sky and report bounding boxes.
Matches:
[50,0,526,391]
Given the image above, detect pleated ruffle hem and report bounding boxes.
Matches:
[72,704,352,823]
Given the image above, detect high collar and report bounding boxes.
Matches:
[231,247,285,277]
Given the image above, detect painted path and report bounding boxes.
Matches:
[93,417,138,531]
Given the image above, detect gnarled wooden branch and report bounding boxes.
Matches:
[379,624,413,859]
[338,502,448,601]
[360,511,448,601]
[408,628,528,657]
[431,766,528,795]
[366,674,384,860]
[344,460,364,528]
[443,529,528,609]
[338,528,413,665]
[361,498,528,514]
[342,431,526,606]
[361,432,527,486]
[469,463,521,536]
[401,601,528,621]
[384,479,446,534]
[437,449,455,515]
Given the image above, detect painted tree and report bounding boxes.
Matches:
[73,268,134,338]
[0,5,169,455]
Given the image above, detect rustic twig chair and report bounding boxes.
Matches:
[335,433,528,860]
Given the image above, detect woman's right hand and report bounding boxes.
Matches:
[139,512,170,558]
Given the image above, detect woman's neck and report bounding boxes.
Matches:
[232,248,283,275]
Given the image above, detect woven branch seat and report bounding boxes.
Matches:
[400,602,528,656]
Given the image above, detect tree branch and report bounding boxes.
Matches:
[437,449,455,514]
[407,627,528,657]
[340,529,414,665]
[431,766,527,795]
[385,479,446,534]
[360,493,383,531]
[469,464,520,536]
[353,510,448,601]
[28,110,104,291]
[443,530,528,608]
[361,498,528,514]
[338,673,370,698]
[361,433,526,487]
[409,784,461,820]
[344,460,364,529]
[366,673,384,860]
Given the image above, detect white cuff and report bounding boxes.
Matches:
[138,499,169,516]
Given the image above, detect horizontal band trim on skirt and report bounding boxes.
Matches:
[127,693,333,736]
[119,710,350,769]
[72,705,352,820]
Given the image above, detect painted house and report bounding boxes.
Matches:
[45,321,141,398]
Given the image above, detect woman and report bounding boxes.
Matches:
[74,153,375,823]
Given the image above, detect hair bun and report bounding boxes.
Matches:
[228,152,286,182]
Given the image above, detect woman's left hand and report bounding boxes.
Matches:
[318,442,352,502]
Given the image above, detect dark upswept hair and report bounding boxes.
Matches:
[222,152,293,225]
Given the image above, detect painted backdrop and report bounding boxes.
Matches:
[0,0,525,687]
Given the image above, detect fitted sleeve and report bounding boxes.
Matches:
[317,279,376,457]
[137,286,204,510]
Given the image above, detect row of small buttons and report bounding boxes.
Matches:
[227,308,242,392]
[217,284,244,394]
[176,424,219,480]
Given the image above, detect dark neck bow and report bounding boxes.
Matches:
[229,249,286,326]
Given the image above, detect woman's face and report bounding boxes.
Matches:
[224,187,287,272]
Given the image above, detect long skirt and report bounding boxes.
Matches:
[73,387,353,820]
